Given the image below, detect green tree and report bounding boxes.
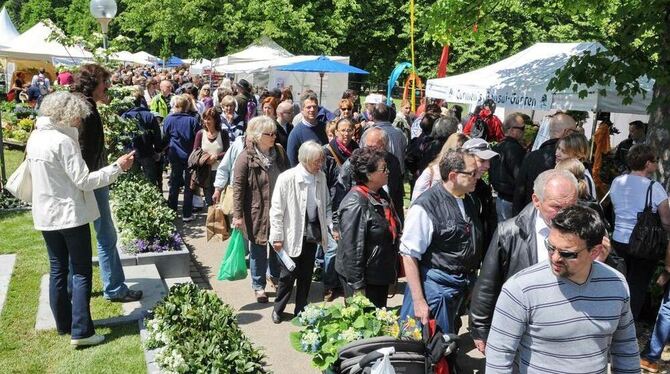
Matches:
[17,0,53,31]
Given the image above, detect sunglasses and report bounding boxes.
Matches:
[544,238,586,260]
[340,107,352,111]
[455,169,477,177]
[262,132,277,137]
[511,126,525,131]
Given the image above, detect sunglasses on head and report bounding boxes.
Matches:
[544,238,585,260]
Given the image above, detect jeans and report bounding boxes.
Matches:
[399,267,474,333]
[42,225,95,339]
[614,240,658,320]
[249,242,280,291]
[643,284,670,361]
[167,158,193,218]
[322,231,339,290]
[496,197,513,223]
[94,187,129,299]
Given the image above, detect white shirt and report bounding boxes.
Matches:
[297,163,318,221]
[400,198,466,259]
[535,210,550,263]
[611,174,668,243]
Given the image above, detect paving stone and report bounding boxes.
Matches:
[0,254,17,315]
[35,274,55,330]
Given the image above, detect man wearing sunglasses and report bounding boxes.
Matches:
[485,205,638,373]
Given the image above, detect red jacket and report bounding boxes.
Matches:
[463,114,505,142]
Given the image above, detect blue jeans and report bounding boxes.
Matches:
[399,267,474,333]
[496,197,513,223]
[249,242,280,291]
[167,158,193,218]
[322,231,339,290]
[94,187,129,299]
[42,225,95,339]
[643,284,670,361]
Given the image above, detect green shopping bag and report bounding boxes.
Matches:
[217,229,248,281]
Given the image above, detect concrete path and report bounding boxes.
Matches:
[0,254,17,315]
[177,214,486,373]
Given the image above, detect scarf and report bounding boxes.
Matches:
[354,184,399,242]
[254,145,276,168]
[335,138,354,158]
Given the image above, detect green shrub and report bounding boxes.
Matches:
[145,283,268,373]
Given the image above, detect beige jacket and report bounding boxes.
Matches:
[269,164,332,257]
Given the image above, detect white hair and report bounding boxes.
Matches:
[38,91,91,128]
[246,116,277,143]
[298,141,324,165]
[533,169,579,200]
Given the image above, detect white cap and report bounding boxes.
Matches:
[364,94,383,104]
[462,138,498,160]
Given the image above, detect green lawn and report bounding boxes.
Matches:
[0,211,146,373]
[2,148,23,179]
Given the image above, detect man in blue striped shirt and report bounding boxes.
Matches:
[485,205,639,373]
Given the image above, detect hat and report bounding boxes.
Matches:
[462,138,498,160]
[236,79,251,92]
[364,94,383,104]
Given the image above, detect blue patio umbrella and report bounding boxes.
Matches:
[159,56,184,68]
[276,55,368,102]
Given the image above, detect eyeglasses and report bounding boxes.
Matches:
[454,169,477,177]
[544,238,586,260]
[511,126,525,131]
[262,132,277,137]
[376,165,390,174]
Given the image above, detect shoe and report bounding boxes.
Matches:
[271,311,281,324]
[267,275,278,289]
[71,334,105,347]
[109,290,143,303]
[182,216,195,222]
[640,358,659,373]
[312,267,323,282]
[324,288,342,302]
[255,290,268,303]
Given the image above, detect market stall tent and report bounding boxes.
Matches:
[0,7,19,47]
[211,36,293,68]
[132,51,159,65]
[425,42,653,115]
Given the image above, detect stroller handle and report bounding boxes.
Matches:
[356,347,396,369]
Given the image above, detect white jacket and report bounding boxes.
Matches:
[26,116,123,231]
[269,164,332,257]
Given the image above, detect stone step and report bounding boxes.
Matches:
[36,263,168,331]
[0,254,17,315]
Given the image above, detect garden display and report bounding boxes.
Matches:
[145,283,267,373]
[1,102,37,145]
[291,295,422,371]
[0,189,28,210]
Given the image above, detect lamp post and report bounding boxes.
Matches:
[90,0,117,50]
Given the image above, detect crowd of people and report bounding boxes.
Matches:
[18,62,670,372]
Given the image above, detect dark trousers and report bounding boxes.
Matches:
[204,170,217,206]
[134,156,161,189]
[167,158,193,218]
[42,224,95,339]
[339,276,389,308]
[273,241,317,316]
[614,240,658,320]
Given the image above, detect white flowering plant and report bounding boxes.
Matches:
[145,283,267,373]
[290,295,422,370]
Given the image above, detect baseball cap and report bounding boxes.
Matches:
[462,138,498,160]
[364,94,383,104]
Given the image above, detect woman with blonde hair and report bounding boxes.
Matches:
[411,132,469,202]
[233,116,290,303]
[27,91,135,346]
[555,132,596,198]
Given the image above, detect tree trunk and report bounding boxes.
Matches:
[648,4,670,189]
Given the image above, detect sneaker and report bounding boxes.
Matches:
[255,290,268,303]
[312,267,323,282]
[109,290,143,303]
[640,358,659,373]
[182,216,195,222]
[71,334,105,347]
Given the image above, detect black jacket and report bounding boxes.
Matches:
[78,97,106,172]
[275,121,293,151]
[512,138,558,214]
[323,139,358,197]
[473,179,497,252]
[490,136,526,202]
[333,151,404,229]
[335,188,399,289]
[122,106,162,159]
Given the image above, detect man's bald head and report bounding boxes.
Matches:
[364,127,389,151]
[159,80,172,96]
[532,169,579,225]
[549,113,577,139]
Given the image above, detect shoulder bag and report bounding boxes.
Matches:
[628,181,668,260]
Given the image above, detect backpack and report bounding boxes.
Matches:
[470,116,489,140]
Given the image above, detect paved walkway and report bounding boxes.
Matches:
[175,214,486,373]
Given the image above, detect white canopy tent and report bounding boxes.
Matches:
[211,36,293,68]
[109,51,154,65]
[0,7,19,47]
[425,42,653,115]
[0,21,92,65]
[132,51,159,65]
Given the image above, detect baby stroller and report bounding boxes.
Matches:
[334,326,459,374]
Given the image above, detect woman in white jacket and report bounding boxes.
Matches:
[26,92,134,346]
[268,141,331,323]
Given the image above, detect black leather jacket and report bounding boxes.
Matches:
[490,136,526,202]
[512,138,558,215]
[335,188,399,289]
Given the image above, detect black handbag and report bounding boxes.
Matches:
[304,213,322,244]
[628,181,668,260]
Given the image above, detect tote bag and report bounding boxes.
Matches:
[5,160,32,203]
[628,181,668,260]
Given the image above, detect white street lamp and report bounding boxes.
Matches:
[90,0,117,49]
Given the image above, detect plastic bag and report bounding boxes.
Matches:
[370,350,396,374]
[217,229,248,281]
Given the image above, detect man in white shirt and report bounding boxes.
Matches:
[468,169,617,354]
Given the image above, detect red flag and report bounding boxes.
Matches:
[437,45,450,78]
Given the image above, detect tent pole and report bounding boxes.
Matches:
[0,110,5,184]
[319,72,324,103]
[589,110,600,162]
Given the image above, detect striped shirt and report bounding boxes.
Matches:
[485,261,639,374]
